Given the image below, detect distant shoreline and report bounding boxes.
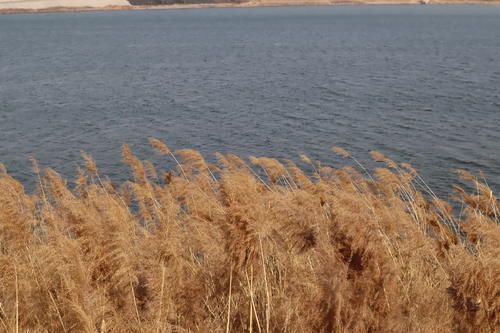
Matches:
[1,1,499,15]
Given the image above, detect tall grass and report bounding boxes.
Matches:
[0,140,498,332]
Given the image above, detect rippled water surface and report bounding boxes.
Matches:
[1,5,499,195]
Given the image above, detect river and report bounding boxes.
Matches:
[1,5,499,196]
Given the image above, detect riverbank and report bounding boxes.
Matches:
[1,0,500,15]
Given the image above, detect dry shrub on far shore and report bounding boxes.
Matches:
[0,141,498,332]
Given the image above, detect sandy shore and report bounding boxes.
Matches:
[0,0,499,15]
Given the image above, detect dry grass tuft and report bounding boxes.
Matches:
[0,144,498,332]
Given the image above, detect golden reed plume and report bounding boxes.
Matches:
[0,140,498,332]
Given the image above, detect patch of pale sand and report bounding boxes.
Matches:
[0,0,129,9]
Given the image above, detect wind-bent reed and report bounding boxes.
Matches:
[0,140,498,332]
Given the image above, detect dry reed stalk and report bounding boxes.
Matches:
[225,265,233,333]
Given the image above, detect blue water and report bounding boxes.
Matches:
[0,5,499,196]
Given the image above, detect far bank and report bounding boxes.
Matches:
[1,0,500,15]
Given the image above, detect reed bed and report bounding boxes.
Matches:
[0,140,498,332]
